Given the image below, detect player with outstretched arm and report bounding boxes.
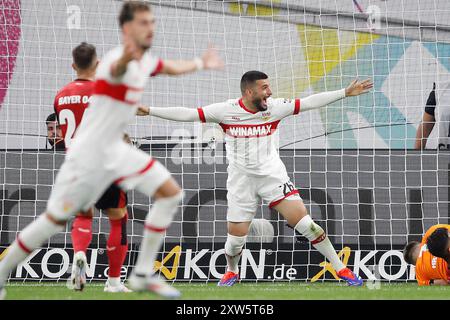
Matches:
[0,1,223,300]
[143,71,373,286]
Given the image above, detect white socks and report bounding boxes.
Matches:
[294,215,345,272]
[0,214,64,284]
[107,277,121,287]
[133,193,182,276]
[224,234,247,273]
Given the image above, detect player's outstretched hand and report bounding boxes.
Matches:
[201,45,224,70]
[345,79,373,96]
[136,105,150,116]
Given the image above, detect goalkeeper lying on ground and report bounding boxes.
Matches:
[403,224,450,286]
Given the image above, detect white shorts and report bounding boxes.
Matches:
[226,167,302,222]
[47,142,171,220]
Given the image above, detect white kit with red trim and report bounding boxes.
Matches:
[197,97,300,176]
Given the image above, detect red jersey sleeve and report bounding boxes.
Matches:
[271,98,301,120]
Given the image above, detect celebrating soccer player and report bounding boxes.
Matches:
[0,1,223,300]
[144,71,373,286]
[403,224,450,285]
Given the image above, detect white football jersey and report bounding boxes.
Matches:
[67,46,162,165]
[197,97,300,176]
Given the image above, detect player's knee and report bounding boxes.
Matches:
[172,184,182,196]
[45,212,68,226]
[159,190,183,206]
[227,220,252,236]
[147,191,183,222]
[154,178,182,199]
[46,199,80,223]
[225,233,247,256]
[286,202,308,226]
[106,207,128,220]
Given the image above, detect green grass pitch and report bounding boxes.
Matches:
[3,282,450,300]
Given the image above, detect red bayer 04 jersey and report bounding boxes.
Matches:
[53,79,95,148]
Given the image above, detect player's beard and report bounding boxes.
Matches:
[252,97,268,112]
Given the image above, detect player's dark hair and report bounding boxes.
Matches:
[426,228,450,259]
[240,71,268,94]
[72,42,97,70]
[403,241,420,265]
[119,1,151,27]
[46,113,57,124]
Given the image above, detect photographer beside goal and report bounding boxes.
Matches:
[143,71,373,286]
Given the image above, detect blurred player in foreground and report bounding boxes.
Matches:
[0,1,223,300]
[403,224,450,285]
[144,71,372,286]
[54,42,138,293]
[46,113,65,150]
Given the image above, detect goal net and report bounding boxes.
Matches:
[1,0,450,284]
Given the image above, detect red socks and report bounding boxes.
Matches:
[71,215,93,253]
[107,212,128,278]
